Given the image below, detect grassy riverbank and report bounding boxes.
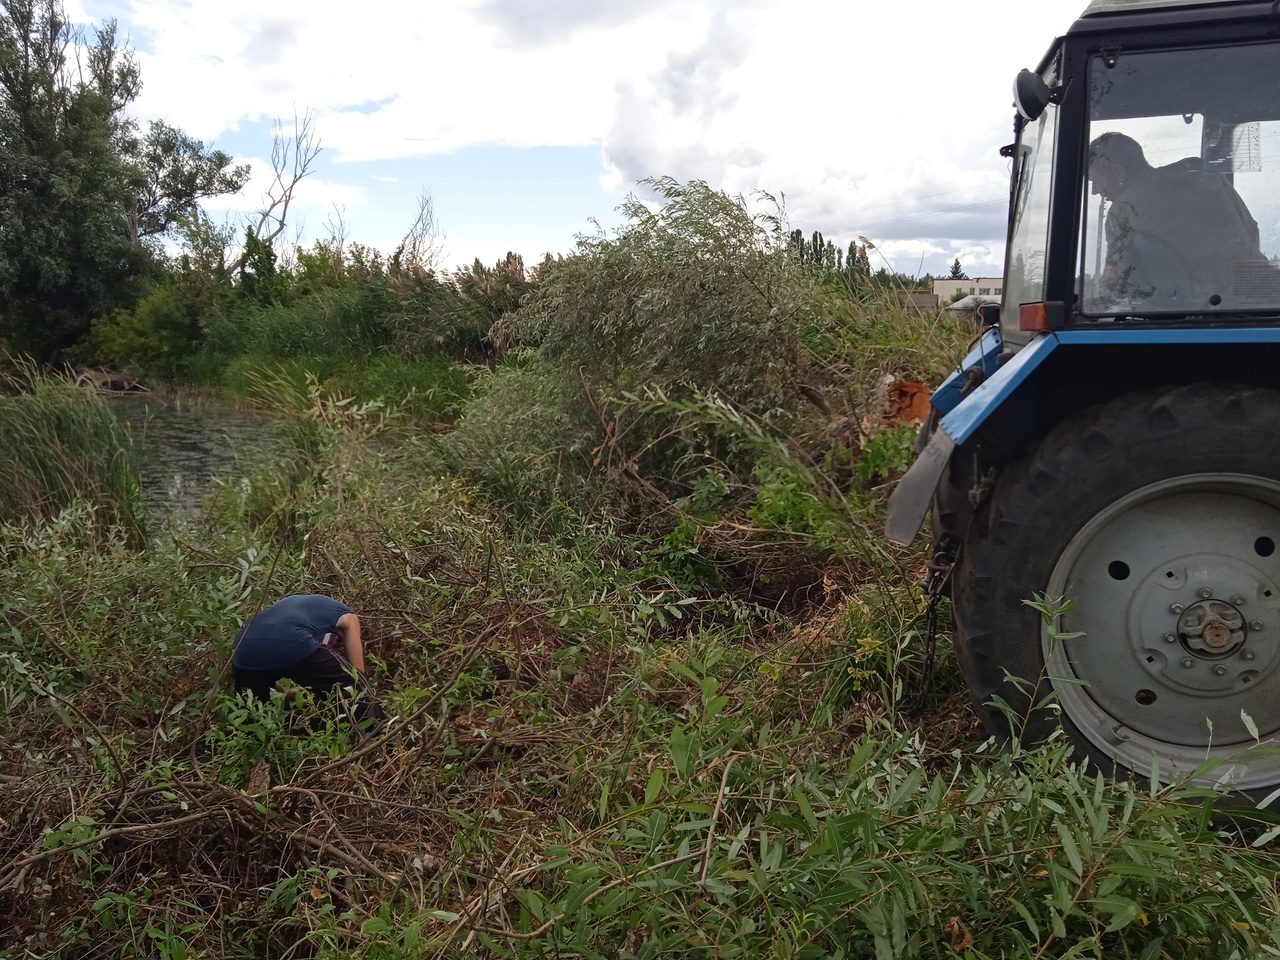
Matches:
[3,183,1280,958]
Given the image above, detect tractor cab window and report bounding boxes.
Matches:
[1003,60,1061,320]
[1081,43,1280,316]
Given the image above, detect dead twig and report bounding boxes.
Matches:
[699,752,743,888]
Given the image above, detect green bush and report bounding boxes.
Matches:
[441,357,599,495]
[86,283,201,381]
[497,178,817,417]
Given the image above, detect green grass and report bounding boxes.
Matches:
[204,351,469,421]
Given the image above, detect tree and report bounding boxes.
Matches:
[949,257,969,280]
[125,120,250,244]
[249,110,321,249]
[0,0,152,356]
[0,0,247,359]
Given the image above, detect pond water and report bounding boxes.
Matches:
[108,395,286,519]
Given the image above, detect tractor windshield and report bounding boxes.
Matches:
[1080,42,1280,317]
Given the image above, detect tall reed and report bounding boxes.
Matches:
[0,362,145,541]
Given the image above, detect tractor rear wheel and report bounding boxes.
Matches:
[953,384,1280,797]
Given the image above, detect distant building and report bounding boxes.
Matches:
[892,289,940,313]
[933,277,1004,304]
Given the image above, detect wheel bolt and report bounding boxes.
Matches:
[1214,664,1228,676]
[1163,632,1177,643]
[1243,649,1257,661]
[1198,587,1213,599]
[1181,658,1195,668]
[1233,595,1246,606]
[1171,603,1185,614]
[1251,620,1265,632]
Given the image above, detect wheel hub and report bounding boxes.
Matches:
[1044,477,1280,773]
[1178,598,1246,656]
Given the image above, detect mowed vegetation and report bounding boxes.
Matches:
[3,176,1280,959]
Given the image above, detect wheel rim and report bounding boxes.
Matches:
[1044,473,1280,791]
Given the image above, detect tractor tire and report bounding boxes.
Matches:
[953,384,1280,797]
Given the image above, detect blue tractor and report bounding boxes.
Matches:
[887,0,1280,798]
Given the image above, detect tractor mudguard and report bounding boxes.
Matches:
[885,326,1280,546]
[885,332,1060,545]
[930,326,1004,418]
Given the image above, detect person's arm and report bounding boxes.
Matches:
[335,612,366,674]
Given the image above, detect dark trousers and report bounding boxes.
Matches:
[234,646,386,723]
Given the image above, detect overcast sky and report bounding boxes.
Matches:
[72,0,1086,277]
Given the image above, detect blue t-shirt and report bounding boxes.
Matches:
[232,594,353,671]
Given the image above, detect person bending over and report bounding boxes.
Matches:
[232,593,385,722]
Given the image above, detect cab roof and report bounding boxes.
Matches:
[1082,0,1251,14]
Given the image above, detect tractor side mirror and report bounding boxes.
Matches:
[1014,69,1052,121]
[976,303,1001,329]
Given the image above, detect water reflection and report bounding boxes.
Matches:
[108,396,284,519]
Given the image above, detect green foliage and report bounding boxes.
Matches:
[236,228,286,306]
[857,424,918,480]
[448,251,534,355]
[329,352,469,418]
[748,462,842,543]
[0,0,155,357]
[441,357,600,500]
[501,178,814,417]
[88,283,200,381]
[126,119,250,244]
[475,733,1280,959]
[203,689,357,787]
[0,2,243,361]
[0,361,143,537]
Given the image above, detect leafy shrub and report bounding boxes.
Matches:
[857,423,918,480]
[497,178,817,418]
[87,283,201,381]
[441,358,599,498]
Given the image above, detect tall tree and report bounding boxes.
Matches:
[0,0,150,356]
[0,0,247,358]
[125,120,250,245]
[949,257,969,280]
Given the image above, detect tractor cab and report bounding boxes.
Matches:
[1004,0,1280,347]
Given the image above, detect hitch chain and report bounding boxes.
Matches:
[905,534,959,715]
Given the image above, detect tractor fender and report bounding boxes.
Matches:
[885,326,1280,545]
[929,325,1005,418]
[886,332,1060,545]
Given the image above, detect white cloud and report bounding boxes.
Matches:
[104,0,1086,273]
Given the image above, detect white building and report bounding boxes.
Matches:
[933,277,1004,304]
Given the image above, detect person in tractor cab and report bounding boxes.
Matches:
[231,593,385,723]
[1088,131,1264,306]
